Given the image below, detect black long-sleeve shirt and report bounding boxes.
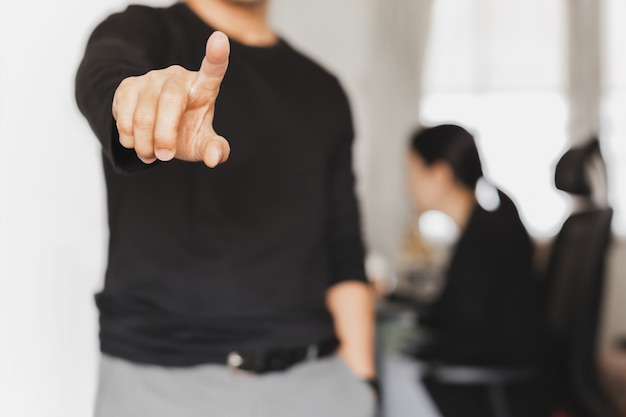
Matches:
[417,191,542,367]
[75,3,367,366]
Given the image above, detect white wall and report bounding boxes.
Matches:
[0,1,175,416]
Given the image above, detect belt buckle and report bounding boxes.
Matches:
[227,344,321,375]
[227,351,244,373]
[227,351,259,376]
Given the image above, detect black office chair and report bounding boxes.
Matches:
[543,138,618,417]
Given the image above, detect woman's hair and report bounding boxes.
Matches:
[409,124,483,190]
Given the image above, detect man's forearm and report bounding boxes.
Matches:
[326,280,376,379]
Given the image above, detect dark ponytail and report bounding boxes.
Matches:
[409,124,483,190]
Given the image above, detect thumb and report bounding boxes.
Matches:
[202,135,231,168]
[191,31,230,103]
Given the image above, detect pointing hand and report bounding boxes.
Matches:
[112,31,231,168]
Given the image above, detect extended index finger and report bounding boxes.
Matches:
[190,31,230,104]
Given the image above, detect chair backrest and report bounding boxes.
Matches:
[554,138,609,209]
[544,138,617,417]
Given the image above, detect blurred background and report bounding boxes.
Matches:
[0,0,624,416]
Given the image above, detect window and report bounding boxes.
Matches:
[419,0,568,237]
[603,0,626,235]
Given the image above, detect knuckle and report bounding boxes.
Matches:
[147,65,186,83]
[115,76,136,98]
[154,128,176,146]
[164,65,189,79]
[116,118,132,136]
[133,110,155,130]
[116,77,131,92]
[121,75,136,86]
[144,69,157,82]
[118,134,134,149]
[159,87,184,106]
[166,64,185,75]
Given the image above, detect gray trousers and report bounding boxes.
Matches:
[95,354,376,417]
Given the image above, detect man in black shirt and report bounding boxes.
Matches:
[75,0,376,415]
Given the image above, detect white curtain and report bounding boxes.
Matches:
[603,0,626,235]
[0,0,115,414]
[600,0,626,349]
[419,0,569,238]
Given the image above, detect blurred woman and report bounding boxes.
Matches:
[405,124,546,417]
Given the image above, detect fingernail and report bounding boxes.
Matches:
[138,156,157,164]
[155,149,174,161]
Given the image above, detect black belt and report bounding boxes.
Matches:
[224,337,339,374]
